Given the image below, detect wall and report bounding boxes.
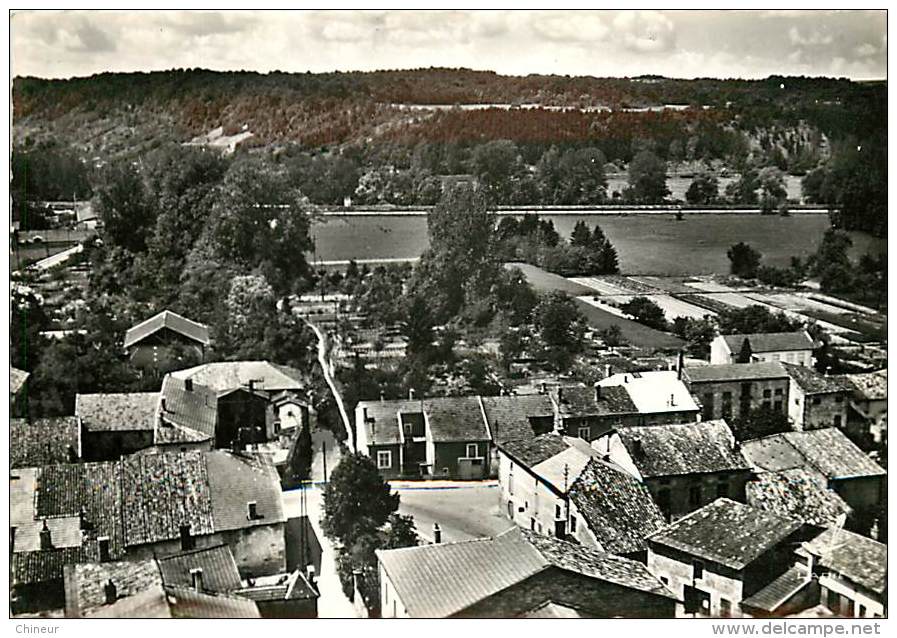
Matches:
[368,443,402,480]
[81,429,154,462]
[498,451,565,537]
[379,563,411,618]
[832,476,883,513]
[432,441,489,479]
[710,338,732,365]
[688,378,790,422]
[566,498,603,550]
[256,596,318,619]
[647,471,751,521]
[819,573,885,618]
[218,390,269,448]
[647,543,744,618]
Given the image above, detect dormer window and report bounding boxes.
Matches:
[190,568,204,591]
[247,501,260,520]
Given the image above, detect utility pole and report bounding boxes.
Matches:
[322,440,328,483]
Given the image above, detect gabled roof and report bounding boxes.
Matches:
[517,601,591,618]
[746,468,852,529]
[740,428,886,481]
[206,450,286,531]
[683,362,789,383]
[11,366,30,394]
[721,332,815,354]
[501,434,603,495]
[648,498,804,570]
[84,584,261,618]
[784,364,854,395]
[480,394,555,445]
[171,361,305,395]
[11,417,80,469]
[424,396,491,442]
[616,420,750,478]
[803,527,887,595]
[599,371,700,415]
[554,384,638,418]
[357,399,419,446]
[123,310,210,349]
[66,558,163,617]
[233,571,319,602]
[75,392,159,432]
[156,374,217,444]
[501,433,575,469]
[157,544,242,592]
[842,369,887,401]
[569,459,667,555]
[376,526,673,618]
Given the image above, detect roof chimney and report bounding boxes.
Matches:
[605,364,611,379]
[594,383,602,403]
[540,382,547,395]
[363,406,369,422]
[191,568,204,592]
[379,390,385,403]
[433,522,442,544]
[632,437,645,458]
[557,387,564,404]
[104,580,118,604]
[677,351,685,380]
[184,378,193,392]
[409,388,415,400]
[161,397,167,412]
[40,520,53,550]
[670,393,676,407]
[623,375,629,384]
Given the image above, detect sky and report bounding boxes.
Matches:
[10,9,888,81]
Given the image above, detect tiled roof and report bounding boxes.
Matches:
[480,394,555,445]
[721,332,815,354]
[123,310,210,349]
[357,399,422,446]
[156,375,217,444]
[616,420,750,478]
[741,428,886,481]
[12,546,93,586]
[84,584,261,618]
[171,361,305,395]
[66,559,163,617]
[554,385,638,417]
[741,566,811,612]
[424,396,491,442]
[76,392,159,432]
[233,571,319,602]
[599,371,700,415]
[804,527,887,594]
[530,437,603,494]
[11,366,30,394]
[648,498,804,570]
[843,369,887,401]
[517,601,590,618]
[569,459,667,555]
[11,417,80,469]
[206,450,286,532]
[500,433,572,468]
[683,362,788,383]
[376,526,673,617]
[784,364,853,395]
[157,544,242,592]
[746,468,852,528]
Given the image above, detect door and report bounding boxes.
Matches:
[683,586,711,616]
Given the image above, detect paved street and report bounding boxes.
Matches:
[394,480,514,544]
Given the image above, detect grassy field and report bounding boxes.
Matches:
[310,213,884,276]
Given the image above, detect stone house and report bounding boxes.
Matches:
[841,369,887,447]
[784,363,853,431]
[710,332,815,367]
[597,370,702,425]
[682,362,791,425]
[76,392,159,461]
[593,420,753,521]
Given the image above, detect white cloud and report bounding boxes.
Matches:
[788,26,834,47]
[613,10,675,54]
[530,12,609,43]
[854,43,877,58]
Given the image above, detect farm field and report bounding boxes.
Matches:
[309,213,884,276]
[573,298,685,349]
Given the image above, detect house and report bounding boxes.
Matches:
[154,374,218,453]
[746,468,852,530]
[841,369,887,447]
[11,417,81,469]
[479,393,556,471]
[231,570,320,618]
[646,498,813,617]
[802,526,887,618]
[355,396,492,480]
[740,428,886,515]
[74,202,100,230]
[124,310,210,372]
[593,420,753,521]
[171,360,306,399]
[598,370,702,425]
[377,526,677,618]
[550,384,640,442]
[710,332,815,367]
[784,363,853,432]
[682,362,791,425]
[498,434,665,554]
[76,392,159,461]
[10,450,286,613]
[11,366,30,416]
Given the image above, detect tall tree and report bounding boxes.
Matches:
[685,172,720,205]
[533,291,587,370]
[727,242,762,279]
[627,150,669,203]
[93,161,157,253]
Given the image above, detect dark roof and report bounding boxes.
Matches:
[75,392,159,432]
[233,571,319,602]
[683,362,789,383]
[123,310,210,349]
[12,546,92,586]
[376,526,672,617]
[741,428,886,480]
[84,584,261,618]
[357,399,422,446]
[842,370,887,401]
[517,601,591,618]
[741,566,811,613]
[156,375,217,444]
[500,433,572,467]
[746,468,852,528]
[804,528,887,595]
[648,498,804,570]
[66,559,163,617]
[616,420,750,478]
[569,459,667,555]
[157,544,242,592]
[206,450,286,532]
[554,385,637,418]
[424,396,490,442]
[11,417,80,469]
[171,361,305,395]
[480,394,555,445]
[721,332,814,354]
[784,364,854,395]
[11,366,30,394]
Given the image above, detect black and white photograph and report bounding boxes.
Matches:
[6,6,889,626]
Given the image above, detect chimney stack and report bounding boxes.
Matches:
[677,351,685,380]
[363,407,369,422]
[670,393,676,407]
[594,383,602,403]
[161,397,167,413]
[557,387,564,404]
[104,580,117,605]
[379,390,385,403]
[433,522,442,544]
[191,569,204,592]
[40,520,53,550]
[540,382,547,395]
[185,378,193,392]
[605,364,611,379]
[409,388,415,400]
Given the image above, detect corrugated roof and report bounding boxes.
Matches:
[157,544,242,592]
[683,362,789,383]
[206,450,286,532]
[741,428,885,480]
[616,420,750,478]
[649,498,803,570]
[480,394,555,445]
[123,310,210,349]
[784,364,854,395]
[721,332,815,354]
[746,468,852,528]
[11,417,80,469]
[741,566,811,612]
[156,375,217,444]
[599,371,700,415]
[804,527,886,594]
[75,392,159,432]
[11,366,30,394]
[843,369,887,401]
[554,385,638,417]
[171,361,305,395]
[569,459,667,555]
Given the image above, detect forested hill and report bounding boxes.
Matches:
[13,68,885,159]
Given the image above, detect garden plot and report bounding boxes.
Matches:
[682,280,743,293]
[651,295,717,320]
[627,276,698,294]
[577,295,630,319]
[742,292,855,316]
[569,277,639,296]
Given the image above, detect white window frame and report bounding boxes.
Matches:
[577,425,590,440]
[466,443,480,458]
[377,450,392,469]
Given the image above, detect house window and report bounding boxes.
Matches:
[774,388,783,396]
[377,450,392,469]
[180,525,194,551]
[763,389,772,399]
[702,393,715,420]
[569,515,577,534]
[660,576,669,585]
[772,353,781,361]
[689,485,702,507]
[466,443,479,458]
[98,537,111,562]
[834,415,842,428]
[247,501,260,521]
[812,397,822,405]
[190,568,204,591]
[693,560,704,580]
[716,481,729,498]
[762,401,772,410]
[507,501,514,518]
[577,425,590,440]
[530,517,536,531]
[508,465,514,496]
[720,598,732,618]
[657,489,671,519]
[859,604,866,617]
[555,504,562,519]
[774,400,783,412]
